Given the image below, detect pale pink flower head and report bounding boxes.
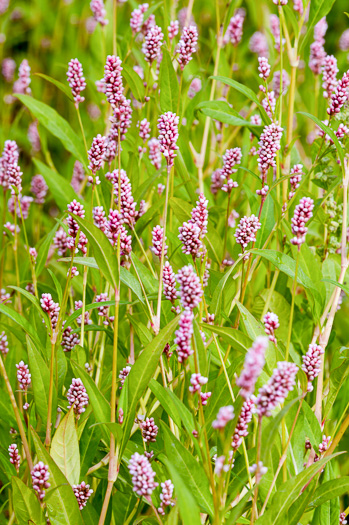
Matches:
[322,55,338,99]
[88,134,106,174]
[176,264,203,310]
[16,361,31,391]
[293,0,303,14]
[212,405,234,429]
[163,261,178,304]
[30,174,48,204]
[142,25,164,64]
[158,480,175,515]
[258,57,271,81]
[339,29,349,52]
[151,225,167,257]
[263,312,279,344]
[257,122,283,176]
[235,215,261,258]
[139,416,158,443]
[232,398,255,450]
[301,343,324,392]
[67,58,86,107]
[177,25,198,70]
[175,308,194,362]
[168,20,179,40]
[157,112,179,168]
[104,55,124,107]
[73,481,93,510]
[128,453,158,496]
[254,361,298,417]
[188,77,202,98]
[0,331,9,355]
[31,462,50,500]
[90,0,108,26]
[67,378,89,416]
[223,9,245,46]
[13,59,31,95]
[290,196,314,246]
[2,58,16,82]
[8,443,21,471]
[236,336,268,398]
[327,70,349,116]
[249,32,269,57]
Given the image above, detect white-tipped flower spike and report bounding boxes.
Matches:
[128,453,158,496]
[263,312,279,344]
[254,361,298,417]
[31,462,50,500]
[177,25,198,70]
[90,0,108,26]
[175,308,194,362]
[163,261,178,304]
[67,59,86,107]
[212,405,234,429]
[176,265,203,310]
[158,480,175,515]
[148,138,162,169]
[157,112,179,168]
[88,134,106,175]
[257,123,283,176]
[73,481,93,510]
[236,336,268,398]
[224,9,245,46]
[0,331,9,355]
[151,225,167,257]
[327,70,349,115]
[119,366,131,389]
[13,59,31,95]
[139,417,158,443]
[258,56,271,81]
[290,197,314,246]
[16,361,31,391]
[288,164,303,199]
[322,55,338,99]
[142,25,164,64]
[40,293,60,330]
[67,378,89,416]
[104,55,124,107]
[232,398,254,450]
[8,443,21,471]
[235,215,261,259]
[301,343,324,392]
[30,175,48,204]
[168,20,179,40]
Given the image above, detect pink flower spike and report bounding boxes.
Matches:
[31,462,50,500]
[175,308,194,362]
[301,343,324,392]
[128,453,158,496]
[236,336,268,398]
[177,25,198,70]
[263,312,279,344]
[67,58,86,107]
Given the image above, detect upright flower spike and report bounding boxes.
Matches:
[322,55,338,99]
[290,197,314,246]
[30,175,48,204]
[128,453,158,496]
[90,0,108,26]
[270,15,284,53]
[157,112,179,168]
[212,405,234,429]
[288,164,303,199]
[67,58,86,107]
[2,58,16,82]
[258,56,271,81]
[88,134,106,175]
[168,20,179,40]
[293,0,303,14]
[130,4,148,34]
[139,417,158,443]
[235,215,261,259]
[254,361,298,417]
[16,361,31,391]
[236,336,268,398]
[148,138,162,169]
[104,55,124,107]
[232,398,254,450]
[31,462,50,500]
[257,122,283,177]
[138,118,151,142]
[301,343,324,392]
[177,25,198,70]
[151,225,167,257]
[8,443,21,471]
[158,480,175,515]
[67,378,89,416]
[73,482,93,510]
[176,265,203,310]
[223,9,245,46]
[13,59,31,95]
[263,312,279,344]
[40,293,60,329]
[142,25,164,64]
[163,261,178,304]
[327,70,349,116]
[0,139,22,193]
[175,308,194,362]
[249,31,269,57]
[0,331,9,355]
[109,169,137,228]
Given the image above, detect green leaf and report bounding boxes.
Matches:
[288,479,317,525]
[256,453,343,524]
[73,215,119,289]
[0,303,41,347]
[323,357,349,418]
[47,268,63,304]
[308,477,349,510]
[130,252,158,294]
[11,477,46,525]
[148,380,182,428]
[36,222,60,277]
[15,94,86,167]
[122,63,145,102]
[8,285,49,325]
[50,408,80,485]
[71,361,110,443]
[210,76,270,123]
[203,324,252,354]
[112,490,138,525]
[31,429,84,525]
[195,100,261,127]
[301,0,337,53]
[27,336,57,428]
[162,455,202,525]
[321,278,349,297]
[298,112,344,170]
[80,415,102,477]
[33,158,80,213]
[63,300,115,328]
[119,316,179,456]
[161,423,214,517]
[251,249,325,318]
[35,72,74,101]
[159,48,179,113]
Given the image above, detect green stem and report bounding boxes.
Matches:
[285,247,300,361]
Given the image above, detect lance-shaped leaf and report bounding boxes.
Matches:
[159,48,179,113]
[31,429,84,525]
[50,408,80,485]
[11,477,46,525]
[15,94,87,167]
[73,215,119,289]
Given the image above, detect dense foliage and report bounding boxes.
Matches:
[0,0,349,523]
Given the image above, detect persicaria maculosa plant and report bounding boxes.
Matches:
[0,0,349,523]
